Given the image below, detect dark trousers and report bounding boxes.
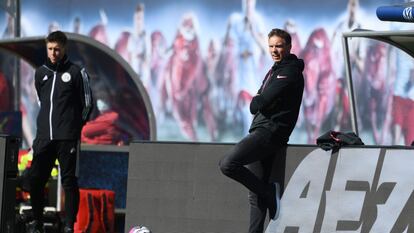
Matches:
[28,138,80,226]
[219,129,284,233]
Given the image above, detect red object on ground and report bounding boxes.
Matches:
[74,189,115,233]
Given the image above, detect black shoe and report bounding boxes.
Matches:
[26,220,44,233]
[63,226,74,233]
[267,182,281,220]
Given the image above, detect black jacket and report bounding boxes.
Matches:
[35,55,93,140]
[249,54,304,142]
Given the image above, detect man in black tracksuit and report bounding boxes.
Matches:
[27,31,93,233]
[219,28,304,233]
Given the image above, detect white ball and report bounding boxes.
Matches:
[129,226,151,233]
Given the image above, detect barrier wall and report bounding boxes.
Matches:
[0,135,19,233]
[126,142,414,233]
[79,145,129,209]
[125,142,314,232]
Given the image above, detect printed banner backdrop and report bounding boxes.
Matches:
[0,0,412,145]
[0,49,14,112]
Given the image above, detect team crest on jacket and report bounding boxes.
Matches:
[61,72,71,82]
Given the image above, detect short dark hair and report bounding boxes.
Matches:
[268,28,291,46]
[136,3,144,13]
[45,30,67,47]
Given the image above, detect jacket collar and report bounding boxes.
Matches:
[45,54,69,71]
[272,53,304,72]
[273,54,295,67]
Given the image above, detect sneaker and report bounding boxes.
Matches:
[26,220,44,233]
[267,182,281,220]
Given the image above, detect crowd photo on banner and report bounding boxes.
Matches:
[1,0,413,147]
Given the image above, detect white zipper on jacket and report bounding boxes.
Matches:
[49,71,57,140]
